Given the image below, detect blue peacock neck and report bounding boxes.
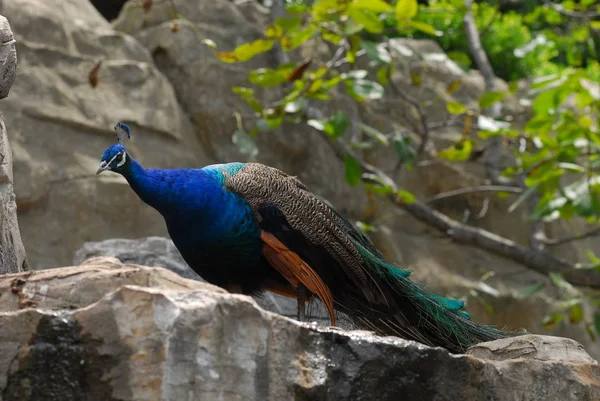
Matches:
[119,158,166,211]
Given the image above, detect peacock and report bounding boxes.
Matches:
[96,122,514,353]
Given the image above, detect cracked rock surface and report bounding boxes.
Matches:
[0,257,599,401]
[0,14,25,274]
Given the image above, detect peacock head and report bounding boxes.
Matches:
[96,122,131,175]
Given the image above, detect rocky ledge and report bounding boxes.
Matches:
[0,257,598,401]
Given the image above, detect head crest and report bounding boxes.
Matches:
[114,122,131,144]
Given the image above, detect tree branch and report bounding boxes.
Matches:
[543,226,600,246]
[320,133,600,289]
[424,185,522,204]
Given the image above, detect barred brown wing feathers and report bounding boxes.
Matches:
[224,163,371,292]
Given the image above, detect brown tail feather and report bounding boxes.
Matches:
[260,230,336,326]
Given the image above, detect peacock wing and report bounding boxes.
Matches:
[223,163,376,296]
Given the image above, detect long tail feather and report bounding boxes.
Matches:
[345,231,517,353]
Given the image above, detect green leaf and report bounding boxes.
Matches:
[543,311,564,330]
[531,74,561,90]
[393,134,416,166]
[312,0,347,22]
[446,101,467,115]
[281,26,316,51]
[362,40,392,64]
[232,87,263,112]
[396,189,416,203]
[395,0,418,20]
[513,282,545,300]
[533,87,566,115]
[275,16,302,33]
[437,139,473,162]
[346,79,385,101]
[225,39,275,63]
[344,154,362,186]
[586,249,600,265]
[248,67,291,87]
[479,91,505,109]
[307,111,350,139]
[569,303,584,324]
[549,273,573,290]
[350,0,393,12]
[376,66,390,84]
[407,20,439,36]
[359,123,389,145]
[264,25,283,38]
[348,8,384,33]
[343,70,369,80]
[232,130,258,158]
[307,119,326,132]
[446,81,461,95]
[256,117,282,132]
[356,221,377,233]
[327,111,350,138]
[447,51,472,69]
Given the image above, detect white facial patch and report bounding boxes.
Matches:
[116,151,127,167]
[105,151,126,169]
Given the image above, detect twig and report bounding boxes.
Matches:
[387,79,430,156]
[543,226,600,246]
[425,185,523,203]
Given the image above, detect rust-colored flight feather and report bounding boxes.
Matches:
[260,230,336,326]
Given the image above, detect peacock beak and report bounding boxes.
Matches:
[96,161,109,175]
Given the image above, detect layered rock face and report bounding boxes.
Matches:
[0,257,598,401]
[0,15,26,274]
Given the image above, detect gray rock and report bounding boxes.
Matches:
[0,258,598,401]
[0,13,25,275]
[0,16,16,99]
[468,334,597,363]
[74,236,199,280]
[73,237,332,324]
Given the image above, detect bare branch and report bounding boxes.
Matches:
[463,0,495,94]
[544,226,600,246]
[386,66,430,157]
[425,185,523,204]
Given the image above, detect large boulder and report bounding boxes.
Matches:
[0,258,598,401]
[0,15,26,274]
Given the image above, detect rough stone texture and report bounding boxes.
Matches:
[468,335,597,363]
[0,14,25,274]
[73,237,317,323]
[0,258,599,401]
